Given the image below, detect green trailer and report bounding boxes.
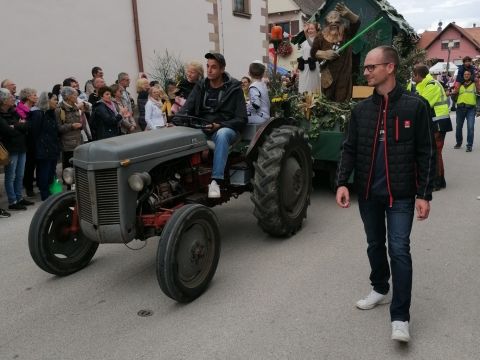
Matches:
[311,129,345,190]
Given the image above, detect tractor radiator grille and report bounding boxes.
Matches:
[75,167,93,223]
[75,167,120,225]
[95,169,120,225]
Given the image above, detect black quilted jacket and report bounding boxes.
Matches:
[336,83,436,203]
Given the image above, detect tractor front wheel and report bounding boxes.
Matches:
[28,191,99,276]
[156,204,221,302]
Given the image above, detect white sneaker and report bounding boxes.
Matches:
[208,180,221,198]
[356,290,390,310]
[391,321,410,342]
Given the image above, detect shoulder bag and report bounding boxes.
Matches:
[0,142,9,166]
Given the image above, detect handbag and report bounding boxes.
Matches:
[0,142,9,166]
[49,176,63,195]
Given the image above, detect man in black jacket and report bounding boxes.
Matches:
[335,46,435,343]
[176,53,247,198]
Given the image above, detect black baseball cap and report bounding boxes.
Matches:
[205,52,226,68]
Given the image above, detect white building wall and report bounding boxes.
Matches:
[268,0,299,13]
[219,0,268,79]
[1,0,137,94]
[1,0,267,96]
[137,0,213,77]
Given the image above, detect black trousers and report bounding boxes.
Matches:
[23,146,36,192]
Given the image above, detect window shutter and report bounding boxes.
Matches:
[291,20,299,35]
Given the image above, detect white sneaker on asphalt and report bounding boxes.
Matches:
[391,321,410,342]
[356,290,390,310]
[208,180,221,198]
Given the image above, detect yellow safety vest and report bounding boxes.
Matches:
[457,82,477,106]
[417,75,449,120]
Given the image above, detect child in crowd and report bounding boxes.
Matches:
[246,61,270,124]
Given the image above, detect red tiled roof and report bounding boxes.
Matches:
[465,27,480,47]
[417,31,438,49]
[418,23,480,51]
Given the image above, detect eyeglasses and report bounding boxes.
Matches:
[363,63,390,72]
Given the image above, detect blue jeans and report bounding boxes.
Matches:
[4,152,26,205]
[456,106,476,147]
[209,127,238,180]
[358,197,414,322]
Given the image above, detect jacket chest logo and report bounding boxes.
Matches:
[404,120,411,128]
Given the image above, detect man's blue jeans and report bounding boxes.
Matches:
[209,127,238,180]
[456,106,476,147]
[4,152,26,205]
[358,197,414,322]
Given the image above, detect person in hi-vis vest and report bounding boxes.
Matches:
[452,70,480,152]
[413,64,452,190]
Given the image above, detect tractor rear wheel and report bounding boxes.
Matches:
[251,125,312,237]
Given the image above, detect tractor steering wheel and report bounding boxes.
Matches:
[171,114,213,130]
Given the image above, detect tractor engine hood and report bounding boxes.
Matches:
[73,127,208,170]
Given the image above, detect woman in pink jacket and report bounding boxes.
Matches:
[17,88,39,197]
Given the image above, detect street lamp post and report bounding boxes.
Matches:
[446,41,454,74]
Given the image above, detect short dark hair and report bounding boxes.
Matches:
[249,62,266,78]
[205,52,226,68]
[463,56,472,63]
[92,66,102,77]
[413,64,429,78]
[62,77,77,87]
[98,86,112,98]
[52,84,62,97]
[377,45,400,73]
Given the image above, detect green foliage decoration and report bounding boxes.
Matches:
[149,49,186,90]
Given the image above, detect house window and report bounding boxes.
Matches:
[268,21,300,37]
[441,40,460,50]
[233,0,251,18]
[277,22,290,35]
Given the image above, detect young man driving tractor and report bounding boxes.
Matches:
[174,52,247,198]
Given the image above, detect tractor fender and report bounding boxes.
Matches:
[246,117,293,162]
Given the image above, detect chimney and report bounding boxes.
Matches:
[474,23,477,28]
[437,21,443,32]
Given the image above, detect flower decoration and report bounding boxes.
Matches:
[277,41,293,57]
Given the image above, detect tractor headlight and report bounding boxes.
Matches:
[62,167,75,185]
[128,172,151,192]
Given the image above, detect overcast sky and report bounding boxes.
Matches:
[386,0,480,33]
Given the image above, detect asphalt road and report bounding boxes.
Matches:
[1,122,479,360]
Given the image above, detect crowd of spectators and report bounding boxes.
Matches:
[0,66,172,217]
